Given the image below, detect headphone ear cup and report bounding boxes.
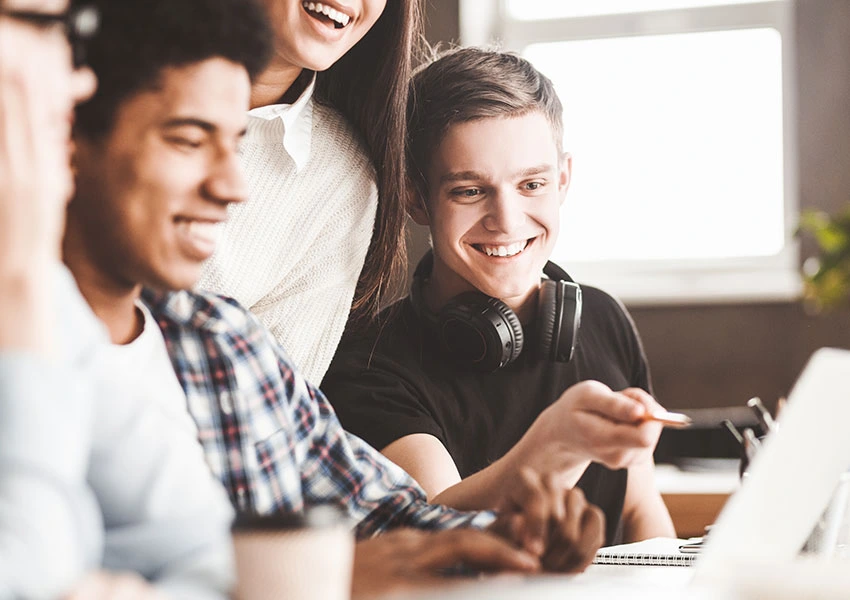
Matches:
[536,280,559,361]
[536,280,582,362]
[439,292,524,371]
[488,297,524,365]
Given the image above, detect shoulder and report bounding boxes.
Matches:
[335,297,419,359]
[578,284,638,333]
[573,283,650,389]
[143,288,249,328]
[311,101,375,177]
[143,289,305,393]
[55,263,108,359]
[580,284,627,314]
[573,284,643,359]
[325,297,428,390]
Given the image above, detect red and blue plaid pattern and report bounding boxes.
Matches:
[143,289,492,538]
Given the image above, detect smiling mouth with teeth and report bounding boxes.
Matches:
[302,1,351,29]
[473,239,532,258]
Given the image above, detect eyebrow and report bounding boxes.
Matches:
[161,117,248,138]
[515,163,556,178]
[439,163,556,185]
[161,117,217,133]
[439,170,485,184]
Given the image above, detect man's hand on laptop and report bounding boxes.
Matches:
[489,467,605,573]
[352,528,540,598]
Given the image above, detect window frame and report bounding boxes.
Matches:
[458,0,801,305]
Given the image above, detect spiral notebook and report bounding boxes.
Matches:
[593,538,697,567]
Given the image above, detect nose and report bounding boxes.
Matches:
[203,148,247,206]
[482,189,526,233]
[71,66,97,105]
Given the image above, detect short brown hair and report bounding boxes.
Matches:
[406,47,564,204]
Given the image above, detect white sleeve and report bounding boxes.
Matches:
[88,347,235,600]
[0,356,102,600]
[0,269,103,599]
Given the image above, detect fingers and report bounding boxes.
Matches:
[489,512,526,552]
[568,381,665,425]
[568,503,605,573]
[560,381,645,424]
[560,382,664,469]
[620,387,664,415]
[496,480,607,574]
[542,489,605,573]
[584,390,646,424]
[559,482,584,545]
[0,46,68,264]
[495,467,548,555]
[414,529,540,574]
[572,415,658,468]
[352,529,540,599]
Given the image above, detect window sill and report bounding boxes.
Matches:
[568,267,803,306]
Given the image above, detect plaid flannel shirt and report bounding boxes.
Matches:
[143,289,492,538]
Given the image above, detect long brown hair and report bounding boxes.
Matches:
[314,0,422,327]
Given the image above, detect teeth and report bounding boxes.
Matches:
[480,240,528,257]
[186,221,223,245]
[303,1,350,27]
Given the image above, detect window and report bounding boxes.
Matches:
[460,0,800,303]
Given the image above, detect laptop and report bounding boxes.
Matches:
[405,348,850,599]
[694,347,850,579]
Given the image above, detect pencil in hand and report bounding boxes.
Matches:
[640,410,693,429]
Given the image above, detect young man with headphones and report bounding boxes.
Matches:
[323,47,676,544]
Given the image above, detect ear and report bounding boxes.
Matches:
[70,134,98,180]
[558,152,572,205]
[70,135,92,179]
[405,179,431,226]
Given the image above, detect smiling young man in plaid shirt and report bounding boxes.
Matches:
[61,0,605,594]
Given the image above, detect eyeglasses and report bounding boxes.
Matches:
[0,4,99,68]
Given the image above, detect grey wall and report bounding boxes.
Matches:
[412,0,850,413]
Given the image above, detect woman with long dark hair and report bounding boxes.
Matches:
[198,0,419,384]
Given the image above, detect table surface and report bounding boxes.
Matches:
[654,463,740,537]
[395,559,850,599]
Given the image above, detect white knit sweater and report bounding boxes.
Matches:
[198,99,378,385]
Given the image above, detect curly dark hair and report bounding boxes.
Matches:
[73,0,273,139]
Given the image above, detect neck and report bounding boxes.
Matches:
[62,228,143,346]
[250,58,307,108]
[424,262,540,324]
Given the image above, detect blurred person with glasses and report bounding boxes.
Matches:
[0,2,235,599]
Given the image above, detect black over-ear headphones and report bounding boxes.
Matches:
[410,250,582,372]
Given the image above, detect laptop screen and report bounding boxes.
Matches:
[695,347,850,579]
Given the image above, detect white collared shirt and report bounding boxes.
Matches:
[246,73,316,172]
[199,77,379,385]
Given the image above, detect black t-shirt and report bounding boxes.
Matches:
[323,285,651,545]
